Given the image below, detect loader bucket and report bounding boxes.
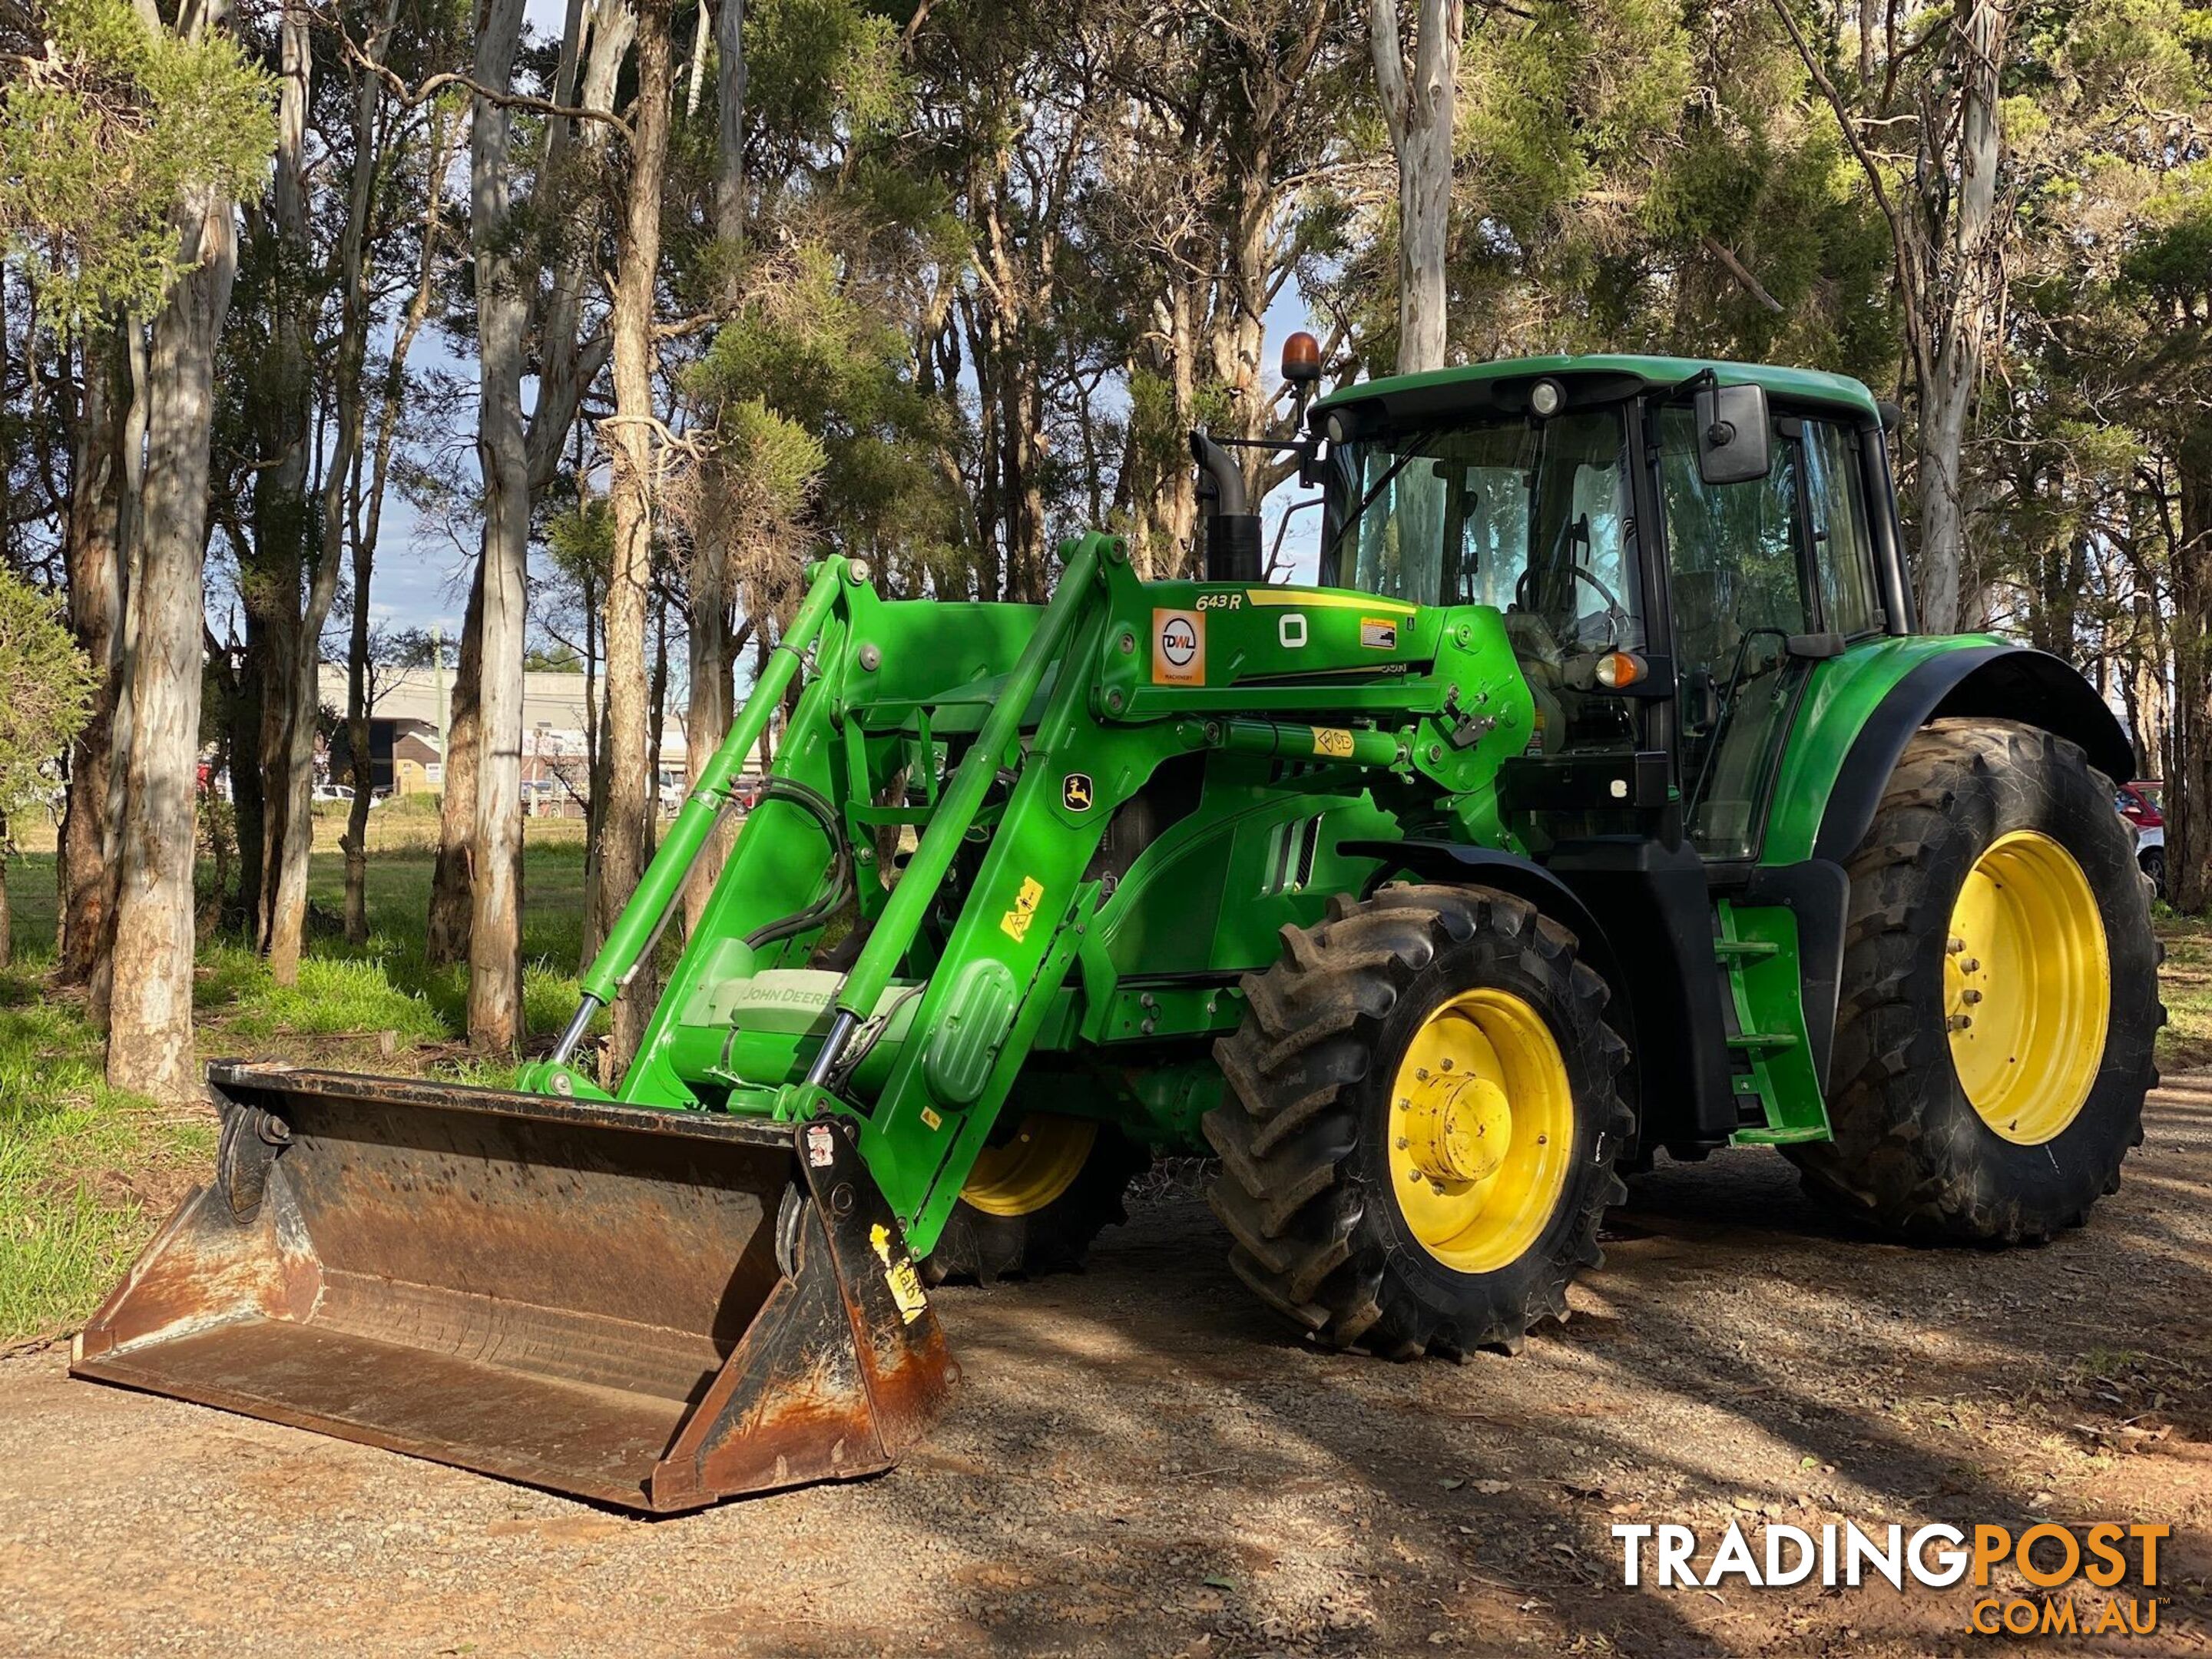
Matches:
[71,1065,958,1513]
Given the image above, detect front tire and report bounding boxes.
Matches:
[923,1114,1147,1284]
[1205,886,1631,1358]
[1789,720,2160,1242]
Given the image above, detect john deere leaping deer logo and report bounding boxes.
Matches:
[1062,773,1094,813]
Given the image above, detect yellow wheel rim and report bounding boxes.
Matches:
[961,1114,1097,1217]
[1386,988,1576,1273]
[1946,830,2110,1145]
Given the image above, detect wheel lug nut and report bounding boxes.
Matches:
[1961,958,1979,974]
[1947,1013,1973,1031]
[1962,988,1982,1004]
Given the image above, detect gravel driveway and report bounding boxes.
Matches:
[5,1087,2209,1657]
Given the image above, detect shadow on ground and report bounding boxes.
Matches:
[2,1092,2208,1658]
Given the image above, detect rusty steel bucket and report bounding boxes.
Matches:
[71,1065,958,1512]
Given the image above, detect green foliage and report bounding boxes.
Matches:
[0,0,275,333]
[745,0,905,152]
[0,571,94,831]
[687,237,962,594]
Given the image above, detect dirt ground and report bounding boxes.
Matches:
[4,1088,2210,1659]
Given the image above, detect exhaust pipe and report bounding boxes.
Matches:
[1191,432,1262,582]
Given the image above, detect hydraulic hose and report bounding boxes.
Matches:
[741,778,855,951]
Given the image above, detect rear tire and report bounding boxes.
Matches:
[922,1114,1147,1285]
[1789,720,2160,1243]
[1205,886,1631,1358]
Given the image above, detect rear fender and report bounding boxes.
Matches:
[1797,644,2133,867]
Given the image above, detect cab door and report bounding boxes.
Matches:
[1657,406,1884,861]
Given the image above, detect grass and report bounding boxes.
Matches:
[0,829,599,1342]
[0,965,215,1345]
[2154,908,2212,1071]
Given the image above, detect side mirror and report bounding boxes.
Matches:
[1694,381,1771,485]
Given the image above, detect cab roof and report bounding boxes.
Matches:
[1312,354,1882,426]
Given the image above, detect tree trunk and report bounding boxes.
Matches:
[427,558,483,965]
[597,0,674,1071]
[240,0,317,952]
[108,182,239,1104]
[342,488,375,945]
[1369,0,1462,373]
[714,0,746,245]
[2169,430,2212,914]
[1908,0,2008,633]
[682,465,736,935]
[466,0,535,1051]
[270,0,393,982]
[58,332,128,986]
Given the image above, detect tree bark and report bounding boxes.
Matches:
[239,0,318,951]
[1912,0,2005,634]
[426,557,483,964]
[1369,0,1462,373]
[682,464,737,935]
[597,0,674,1071]
[270,0,398,982]
[108,180,239,1104]
[58,331,129,986]
[2168,429,2212,914]
[466,0,535,1051]
[714,0,745,244]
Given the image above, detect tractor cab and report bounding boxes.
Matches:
[1310,357,1910,865]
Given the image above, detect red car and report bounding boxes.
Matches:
[2116,780,2164,896]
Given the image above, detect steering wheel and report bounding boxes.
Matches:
[1516,562,1630,651]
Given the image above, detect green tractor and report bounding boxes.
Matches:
[77,352,2159,1512]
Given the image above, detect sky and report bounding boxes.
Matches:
[359,290,1330,655]
[355,7,1328,666]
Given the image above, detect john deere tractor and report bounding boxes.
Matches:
[77,352,2158,1512]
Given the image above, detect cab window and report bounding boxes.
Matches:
[1803,420,1883,637]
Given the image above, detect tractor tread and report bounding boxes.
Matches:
[1204,884,1631,1358]
[924,1126,1149,1286]
[1786,719,2157,1244]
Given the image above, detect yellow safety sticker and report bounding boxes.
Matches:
[1313,727,1356,759]
[920,1106,942,1131]
[1000,875,1045,943]
[869,1223,929,1325]
[1360,616,1399,650]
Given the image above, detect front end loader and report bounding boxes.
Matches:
[77,353,2160,1509]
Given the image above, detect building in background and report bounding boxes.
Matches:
[316,663,773,814]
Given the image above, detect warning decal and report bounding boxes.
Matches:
[1152,608,1206,685]
[1359,617,1399,651]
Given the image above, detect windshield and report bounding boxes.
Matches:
[1322,409,1645,757]
[1323,409,1644,655]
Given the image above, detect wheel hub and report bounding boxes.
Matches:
[1944,830,2109,1145]
[1402,1072,1512,1184]
[1386,988,1575,1273]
